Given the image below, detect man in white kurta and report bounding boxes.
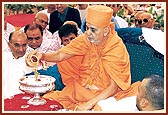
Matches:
[2,31,31,99]
[3,52,29,99]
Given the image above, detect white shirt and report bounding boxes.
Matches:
[43,28,53,39]
[97,96,138,112]
[26,37,61,53]
[3,30,10,52]
[6,22,15,33]
[115,15,128,28]
[78,8,87,22]
[142,27,165,55]
[2,51,31,99]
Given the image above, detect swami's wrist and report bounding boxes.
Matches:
[40,53,45,61]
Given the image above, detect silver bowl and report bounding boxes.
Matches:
[19,75,55,105]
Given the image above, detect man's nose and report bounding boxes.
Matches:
[30,40,36,45]
[18,46,24,51]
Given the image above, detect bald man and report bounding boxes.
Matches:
[134,11,155,28]
[34,12,53,39]
[3,31,29,99]
[138,12,155,28]
[38,4,56,30]
[133,11,146,28]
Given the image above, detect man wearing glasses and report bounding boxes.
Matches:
[34,12,53,40]
[133,11,155,29]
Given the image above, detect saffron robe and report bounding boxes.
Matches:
[43,24,139,110]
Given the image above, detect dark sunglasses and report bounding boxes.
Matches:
[135,18,149,25]
[27,37,41,41]
[36,18,48,25]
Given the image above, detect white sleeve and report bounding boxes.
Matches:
[142,27,165,55]
[97,96,138,112]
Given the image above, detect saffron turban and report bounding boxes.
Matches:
[86,5,113,28]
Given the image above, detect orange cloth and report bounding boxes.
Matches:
[57,55,83,84]
[86,5,113,27]
[43,23,137,110]
[114,81,141,100]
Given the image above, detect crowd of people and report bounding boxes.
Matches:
[3,3,165,112]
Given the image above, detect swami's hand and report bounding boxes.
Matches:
[25,50,42,68]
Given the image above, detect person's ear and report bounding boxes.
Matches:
[147,19,155,28]
[104,27,109,36]
[7,41,12,49]
[140,98,148,109]
[7,41,15,51]
[151,19,155,26]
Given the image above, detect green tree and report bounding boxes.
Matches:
[4,4,44,14]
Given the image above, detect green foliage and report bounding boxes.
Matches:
[68,4,74,8]
[117,8,135,27]
[150,8,164,30]
[117,7,124,18]
[36,4,45,11]
[4,4,44,14]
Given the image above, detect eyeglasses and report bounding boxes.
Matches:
[135,18,150,25]
[36,18,48,25]
[27,37,41,41]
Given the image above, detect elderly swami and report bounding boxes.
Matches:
[26,5,139,111]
